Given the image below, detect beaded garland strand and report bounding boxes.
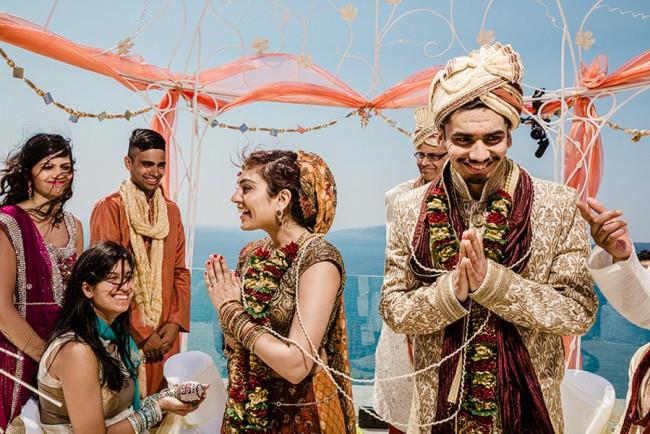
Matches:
[225,241,299,433]
[425,181,513,433]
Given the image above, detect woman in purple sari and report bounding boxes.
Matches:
[0,134,83,429]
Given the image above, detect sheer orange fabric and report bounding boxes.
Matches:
[4,9,647,202]
[563,52,650,200]
[562,56,606,200]
[563,95,603,200]
[0,12,445,195]
[2,12,649,199]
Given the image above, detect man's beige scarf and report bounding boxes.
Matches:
[119,179,169,328]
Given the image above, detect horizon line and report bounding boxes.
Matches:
[191,223,387,232]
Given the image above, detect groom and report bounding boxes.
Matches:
[380,44,597,433]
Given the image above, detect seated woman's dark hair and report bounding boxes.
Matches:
[48,241,134,392]
[240,149,316,229]
[0,133,74,223]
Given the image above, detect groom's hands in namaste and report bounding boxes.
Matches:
[454,247,470,303]
[454,228,487,303]
[462,229,487,291]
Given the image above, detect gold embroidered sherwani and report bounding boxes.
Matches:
[379,169,598,434]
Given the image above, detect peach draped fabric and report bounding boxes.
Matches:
[563,56,607,200]
[563,52,650,199]
[0,12,448,195]
[2,12,650,198]
[0,13,440,112]
[0,13,176,90]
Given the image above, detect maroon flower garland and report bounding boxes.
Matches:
[483,191,512,263]
[425,186,460,268]
[425,186,512,270]
[225,241,299,432]
[425,183,512,433]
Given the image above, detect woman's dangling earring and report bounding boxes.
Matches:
[27,182,33,198]
[275,208,284,226]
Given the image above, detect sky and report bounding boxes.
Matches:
[1,1,650,240]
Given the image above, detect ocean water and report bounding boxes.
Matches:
[189,225,386,276]
[187,225,387,378]
[188,226,650,398]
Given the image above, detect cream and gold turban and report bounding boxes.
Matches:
[429,43,524,130]
[412,106,440,149]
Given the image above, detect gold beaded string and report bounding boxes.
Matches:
[606,120,650,142]
[0,47,152,122]
[2,46,422,137]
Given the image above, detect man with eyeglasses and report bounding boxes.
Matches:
[380,44,596,433]
[373,106,447,434]
[414,149,448,174]
[412,129,448,188]
[386,106,448,227]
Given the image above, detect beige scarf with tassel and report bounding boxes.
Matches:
[119,179,169,328]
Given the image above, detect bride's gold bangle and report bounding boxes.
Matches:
[218,299,241,316]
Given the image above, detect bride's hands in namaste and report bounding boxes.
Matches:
[204,254,242,312]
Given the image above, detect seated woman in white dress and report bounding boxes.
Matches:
[8,241,205,433]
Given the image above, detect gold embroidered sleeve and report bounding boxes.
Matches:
[380,197,468,335]
[470,193,597,335]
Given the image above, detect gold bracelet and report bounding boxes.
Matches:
[219,302,242,330]
[242,325,266,351]
[238,322,257,344]
[224,306,245,333]
[219,300,240,321]
[229,311,250,338]
[218,299,241,316]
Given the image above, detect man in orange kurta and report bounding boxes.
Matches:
[90,128,191,395]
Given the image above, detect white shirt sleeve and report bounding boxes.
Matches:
[587,245,650,329]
